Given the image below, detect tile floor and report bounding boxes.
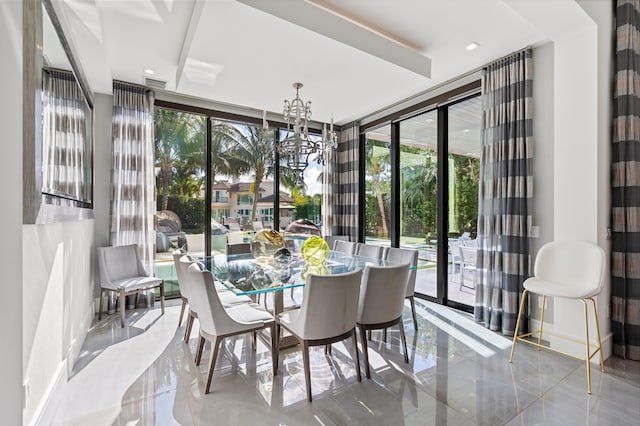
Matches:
[49,298,640,425]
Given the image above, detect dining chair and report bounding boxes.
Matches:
[356,264,410,379]
[356,243,383,260]
[509,240,606,394]
[98,244,165,328]
[384,247,420,330]
[324,235,349,250]
[175,254,252,343]
[185,263,278,394]
[333,239,356,255]
[276,269,363,402]
[458,245,478,290]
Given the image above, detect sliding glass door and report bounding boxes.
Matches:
[362,93,480,311]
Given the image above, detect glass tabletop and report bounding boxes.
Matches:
[195,250,401,296]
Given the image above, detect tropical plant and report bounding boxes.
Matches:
[364,140,391,237]
[154,109,205,210]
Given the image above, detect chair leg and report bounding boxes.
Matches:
[119,288,126,328]
[159,281,165,315]
[302,340,312,402]
[178,298,187,327]
[399,321,409,364]
[358,324,371,379]
[582,299,593,394]
[252,331,257,351]
[408,296,418,330]
[195,335,205,366]
[270,323,278,376]
[184,311,194,343]
[383,328,387,343]
[538,295,547,350]
[98,289,105,320]
[509,289,528,362]
[589,297,605,373]
[351,331,361,382]
[205,336,223,394]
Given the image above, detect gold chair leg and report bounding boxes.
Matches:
[582,299,592,394]
[589,297,605,372]
[509,289,528,362]
[538,295,546,350]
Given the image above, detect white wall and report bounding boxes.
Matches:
[23,220,95,425]
[0,0,25,424]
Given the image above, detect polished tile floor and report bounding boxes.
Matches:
[50,298,640,425]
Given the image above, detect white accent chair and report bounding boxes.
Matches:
[185,263,277,394]
[356,264,410,378]
[333,239,356,255]
[276,269,363,402]
[509,240,606,394]
[98,244,165,328]
[384,247,420,330]
[458,245,478,290]
[356,243,383,260]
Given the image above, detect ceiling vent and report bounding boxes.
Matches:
[144,76,167,90]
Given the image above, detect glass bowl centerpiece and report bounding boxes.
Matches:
[283,219,322,256]
[250,229,285,263]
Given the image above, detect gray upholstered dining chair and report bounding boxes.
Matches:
[185,263,278,394]
[356,243,383,259]
[174,254,252,343]
[276,269,363,402]
[97,244,165,328]
[384,247,420,330]
[333,239,356,255]
[356,264,410,378]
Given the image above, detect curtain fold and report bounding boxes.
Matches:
[109,81,156,310]
[327,123,359,239]
[42,68,90,204]
[612,0,640,360]
[474,49,533,336]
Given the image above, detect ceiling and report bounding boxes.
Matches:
[48,0,592,126]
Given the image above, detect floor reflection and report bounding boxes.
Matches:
[50,298,640,426]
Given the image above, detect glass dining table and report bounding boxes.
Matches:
[194,250,402,348]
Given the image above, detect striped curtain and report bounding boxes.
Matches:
[613,0,640,360]
[110,81,155,274]
[327,123,359,239]
[42,68,90,203]
[474,49,533,336]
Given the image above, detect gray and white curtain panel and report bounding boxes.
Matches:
[326,123,359,239]
[109,81,156,309]
[613,0,640,360]
[42,68,90,204]
[474,49,533,336]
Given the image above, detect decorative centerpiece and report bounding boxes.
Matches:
[301,235,330,266]
[250,229,284,263]
[283,218,322,255]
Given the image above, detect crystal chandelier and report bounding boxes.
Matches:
[277,82,337,181]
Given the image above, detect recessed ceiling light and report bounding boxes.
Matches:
[466,42,480,51]
[462,129,471,133]
[144,68,155,75]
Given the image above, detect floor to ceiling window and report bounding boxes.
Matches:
[361,89,480,312]
[364,124,391,247]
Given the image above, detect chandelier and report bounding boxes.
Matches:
[274,82,337,181]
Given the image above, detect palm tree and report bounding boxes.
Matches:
[365,140,391,237]
[154,109,205,210]
[225,125,275,223]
